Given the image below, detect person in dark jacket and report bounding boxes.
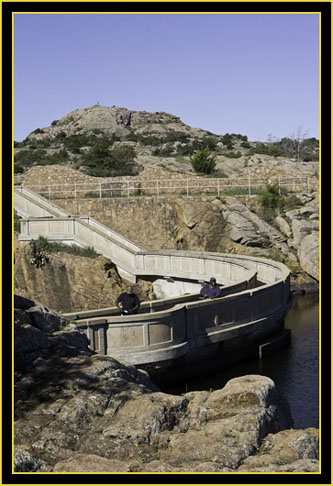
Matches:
[115,286,140,315]
[200,277,221,299]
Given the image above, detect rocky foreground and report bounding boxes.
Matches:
[14,295,319,473]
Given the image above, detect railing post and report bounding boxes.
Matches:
[48,185,51,200]
[186,179,189,197]
[248,178,251,197]
[99,183,102,198]
[278,177,281,194]
[217,179,220,196]
[307,178,310,195]
[74,183,77,200]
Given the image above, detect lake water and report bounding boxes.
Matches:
[163,293,319,429]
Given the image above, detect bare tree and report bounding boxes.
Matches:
[290,126,309,162]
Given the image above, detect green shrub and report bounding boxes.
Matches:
[33,236,99,258]
[190,146,216,174]
[14,141,25,148]
[248,143,282,157]
[141,135,161,146]
[40,148,69,165]
[14,149,47,168]
[162,131,190,143]
[14,163,24,174]
[202,136,218,151]
[84,143,138,177]
[258,183,283,209]
[223,151,242,158]
[14,210,21,231]
[152,146,174,157]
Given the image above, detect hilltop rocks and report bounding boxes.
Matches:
[13,300,319,473]
[26,105,207,142]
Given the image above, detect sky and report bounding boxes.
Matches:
[14,13,319,142]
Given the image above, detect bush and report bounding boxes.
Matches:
[83,143,138,177]
[202,136,218,151]
[248,143,282,157]
[39,148,69,165]
[14,210,21,231]
[14,149,47,168]
[223,151,242,158]
[190,146,216,174]
[33,236,99,258]
[258,183,283,209]
[152,146,174,157]
[14,141,25,148]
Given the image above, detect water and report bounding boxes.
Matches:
[163,294,319,429]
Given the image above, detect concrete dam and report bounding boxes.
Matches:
[14,186,292,377]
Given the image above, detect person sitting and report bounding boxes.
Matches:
[115,286,140,315]
[200,277,221,299]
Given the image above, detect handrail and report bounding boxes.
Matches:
[19,174,318,199]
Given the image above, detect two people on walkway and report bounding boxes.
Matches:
[116,277,220,315]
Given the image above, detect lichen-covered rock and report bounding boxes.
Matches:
[53,454,133,472]
[157,375,292,471]
[238,428,319,472]
[14,447,50,472]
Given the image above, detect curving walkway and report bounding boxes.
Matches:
[14,186,292,374]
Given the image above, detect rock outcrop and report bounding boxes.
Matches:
[14,297,319,473]
[24,105,207,144]
[14,239,153,313]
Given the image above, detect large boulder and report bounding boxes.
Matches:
[297,232,319,281]
[14,294,90,370]
[221,197,288,252]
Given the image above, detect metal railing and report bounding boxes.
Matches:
[21,176,318,200]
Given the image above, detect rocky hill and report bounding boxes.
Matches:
[14,104,319,181]
[14,295,319,473]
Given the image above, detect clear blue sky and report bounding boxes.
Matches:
[14,13,319,142]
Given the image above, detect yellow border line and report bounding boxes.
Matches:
[11,9,322,478]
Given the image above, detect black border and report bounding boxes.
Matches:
[4,1,331,485]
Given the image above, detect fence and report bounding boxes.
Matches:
[22,176,318,200]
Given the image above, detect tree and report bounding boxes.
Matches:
[278,127,309,161]
[190,146,216,174]
[258,183,283,209]
[83,143,138,177]
[289,127,309,162]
